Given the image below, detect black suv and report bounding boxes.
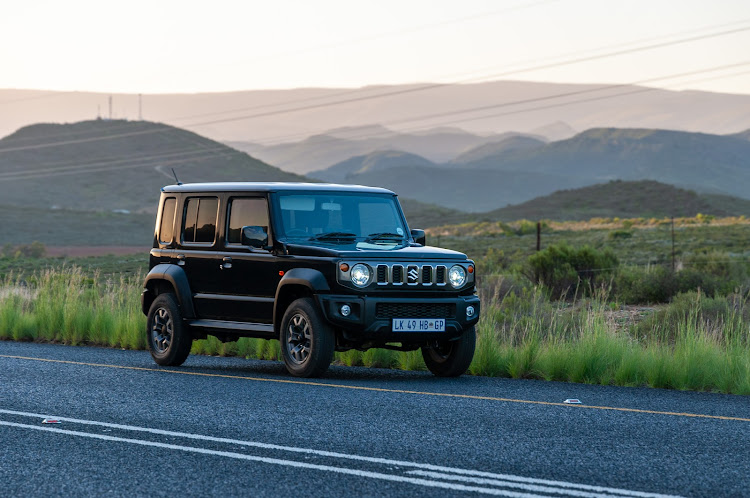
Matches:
[142,182,480,377]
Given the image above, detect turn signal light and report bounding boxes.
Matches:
[340,263,350,272]
[468,265,474,274]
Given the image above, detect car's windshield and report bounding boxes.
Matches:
[275,192,408,247]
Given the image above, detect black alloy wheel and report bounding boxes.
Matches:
[421,326,476,377]
[146,293,192,366]
[280,297,335,378]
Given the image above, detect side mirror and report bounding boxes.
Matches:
[241,225,269,249]
[410,229,426,246]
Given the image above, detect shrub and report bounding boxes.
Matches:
[608,230,632,240]
[615,250,749,304]
[685,250,748,284]
[3,242,47,259]
[523,243,618,298]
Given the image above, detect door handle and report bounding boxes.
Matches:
[177,254,186,266]
[220,256,233,270]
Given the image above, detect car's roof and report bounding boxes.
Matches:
[161,182,396,195]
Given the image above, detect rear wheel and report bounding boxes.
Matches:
[146,293,192,366]
[280,298,335,378]
[421,327,476,377]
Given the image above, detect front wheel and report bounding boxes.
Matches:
[280,298,335,378]
[146,293,192,366]
[421,327,476,377]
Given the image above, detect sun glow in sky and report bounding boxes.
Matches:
[3,0,750,94]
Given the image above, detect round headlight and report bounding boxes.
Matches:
[350,264,371,287]
[448,265,466,288]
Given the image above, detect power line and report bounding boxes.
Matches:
[3,19,749,155]
[184,23,750,129]
[0,146,233,181]
[2,60,749,182]
[165,16,750,125]
[0,147,246,183]
[249,60,750,147]
[12,18,750,149]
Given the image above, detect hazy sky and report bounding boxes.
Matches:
[3,0,750,94]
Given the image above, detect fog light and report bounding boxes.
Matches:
[340,304,352,317]
[466,305,475,318]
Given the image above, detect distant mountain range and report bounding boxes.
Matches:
[308,127,750,211]
[227,126,537,174]
[3,80,750,148]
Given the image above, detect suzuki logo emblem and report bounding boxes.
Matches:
[408,267,419,283]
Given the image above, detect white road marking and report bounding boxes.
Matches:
[406,471,679,498]
[0,420,551,498]
[0,409,683,498]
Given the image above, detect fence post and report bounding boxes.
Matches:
[536,222,541,252]
[671,216,675,272]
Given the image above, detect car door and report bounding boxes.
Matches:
[176,195,224,319]
[215,195,280,324]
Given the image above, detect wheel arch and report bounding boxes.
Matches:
[142,264,196,318]
[273,268,330,336]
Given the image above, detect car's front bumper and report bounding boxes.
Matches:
[317,294,480,342]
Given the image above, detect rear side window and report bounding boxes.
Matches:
[182,197,219,244]
[226,197,270,245]
[159,198,176,244]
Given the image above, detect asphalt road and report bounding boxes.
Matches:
[1,341,748,497]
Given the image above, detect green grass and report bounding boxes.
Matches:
[2,266,749,394]
[0,267,145,348]
[466,290,750,394]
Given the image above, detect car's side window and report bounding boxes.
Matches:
[226,197,270,245]
[159,197,176,244]
[182,197,219,244]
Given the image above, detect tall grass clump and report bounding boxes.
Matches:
[0,267,146,348]
[473,282,750,394]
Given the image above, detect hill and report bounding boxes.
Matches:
[456,128,750,200]
[308,150,438,183]
[0,119,306,213]
[228,126,505,174]
[481,180,750,222]
[0,204,154,247]
[340,164,580,212]
[451,135,546,164]
[397,198,469,229]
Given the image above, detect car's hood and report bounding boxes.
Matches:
[283,243,469,261]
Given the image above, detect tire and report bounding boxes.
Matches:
[280,297,335,378]
[146,293,192,366]
[421,327,476,377]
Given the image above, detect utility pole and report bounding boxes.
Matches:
[108,95,112,120]
[138,93,142,120]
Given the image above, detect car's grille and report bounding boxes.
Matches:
[376,264,447,287]
[376,303,456,319]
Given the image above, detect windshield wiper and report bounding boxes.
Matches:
[365,232,405,242]
[310,232,358,242]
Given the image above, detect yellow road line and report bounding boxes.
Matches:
[2,353,749,423]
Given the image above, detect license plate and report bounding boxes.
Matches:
[392,318,445,332]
